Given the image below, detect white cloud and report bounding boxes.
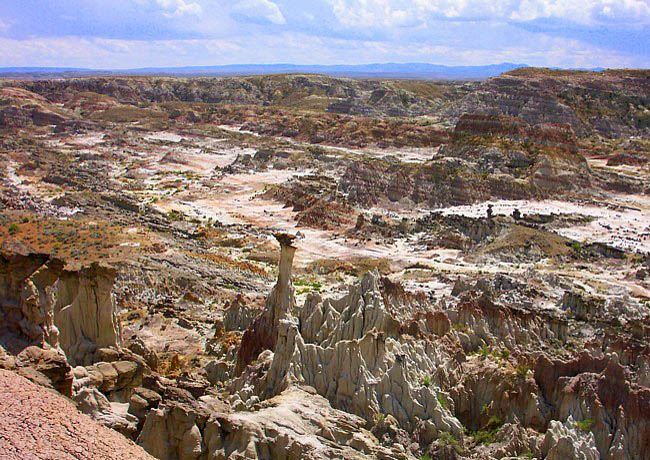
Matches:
[0,29,643,70]
[155,0,202,17]
[328,0,419,27]
[0,19,9,33]
[0,36,242,69]
[232,0,286,25]
[326,0,650,27]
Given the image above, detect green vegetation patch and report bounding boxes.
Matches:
[294,278,323,295]
[470,416,503,445]
[574,418,594,432]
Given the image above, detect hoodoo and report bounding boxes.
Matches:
[236,233,297,373]
[0,249,121,366]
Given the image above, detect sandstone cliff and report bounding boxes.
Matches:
[0,247,121,366]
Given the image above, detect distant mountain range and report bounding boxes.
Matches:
[0,63,531,80]
[0,63,608,80]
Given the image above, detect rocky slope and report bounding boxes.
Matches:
[445,68,650,138]
[6,74,468,118]
[5,69,648,139]
[339,113,593,209]
[0,246,121,366]
[0,369,155,460]
[0,87,73,128]
[228,241,650,460]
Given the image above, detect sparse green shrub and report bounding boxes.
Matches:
[452,323,468,333]
[574,418,594,432]
[294,279,322,294]
[467,415,503,445]
[473,418,502,445]
[167,210,184,221]
[438,431,464,454]
[439,431,457,446]
[478,345,490,359]
[421,375,432,387]
[487,415,502,428]
[473,429,498,445]
[516,364,530,378]
[8,224,18,235]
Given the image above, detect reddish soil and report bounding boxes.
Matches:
[0,369,155,460]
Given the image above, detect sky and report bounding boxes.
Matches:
[0,0,648,69]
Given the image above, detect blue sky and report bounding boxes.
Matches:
[0,0,648,68]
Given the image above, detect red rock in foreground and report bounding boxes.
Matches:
[0,369,155,460]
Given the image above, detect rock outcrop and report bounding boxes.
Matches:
[12,74,458,119]
[0,87,72,128]
[232,244,465,445]
[138,399,210,460]
[54,264,121,365]
[236,234,297,373]
[73,386,140,436]
[535,352,650,460]
[541,417,599,460]
[0,249,121,366]
[137,384,411,460]
[207,386,411,460]
[222,295,260,333]
[13,344,74,397]
[259,271,464,438]
[227,237,650,459]
[444,68,650,138]
[339,111,595,209]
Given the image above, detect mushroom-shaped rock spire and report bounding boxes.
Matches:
[274,233,297,295]
[235,234,298,374]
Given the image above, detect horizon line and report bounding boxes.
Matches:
[0,62,624,73]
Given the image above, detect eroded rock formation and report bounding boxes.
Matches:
[236,233,297,373]
[206,386,410,460]
[230,239,466,452]
[444,68,650,138]
[226,240,650,460]
[261,272,464,440]
[0,248,121,366]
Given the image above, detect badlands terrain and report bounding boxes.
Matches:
[0,69,649,460]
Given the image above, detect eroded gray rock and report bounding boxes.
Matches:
[541,417,599,460]
[0,250,122,366]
